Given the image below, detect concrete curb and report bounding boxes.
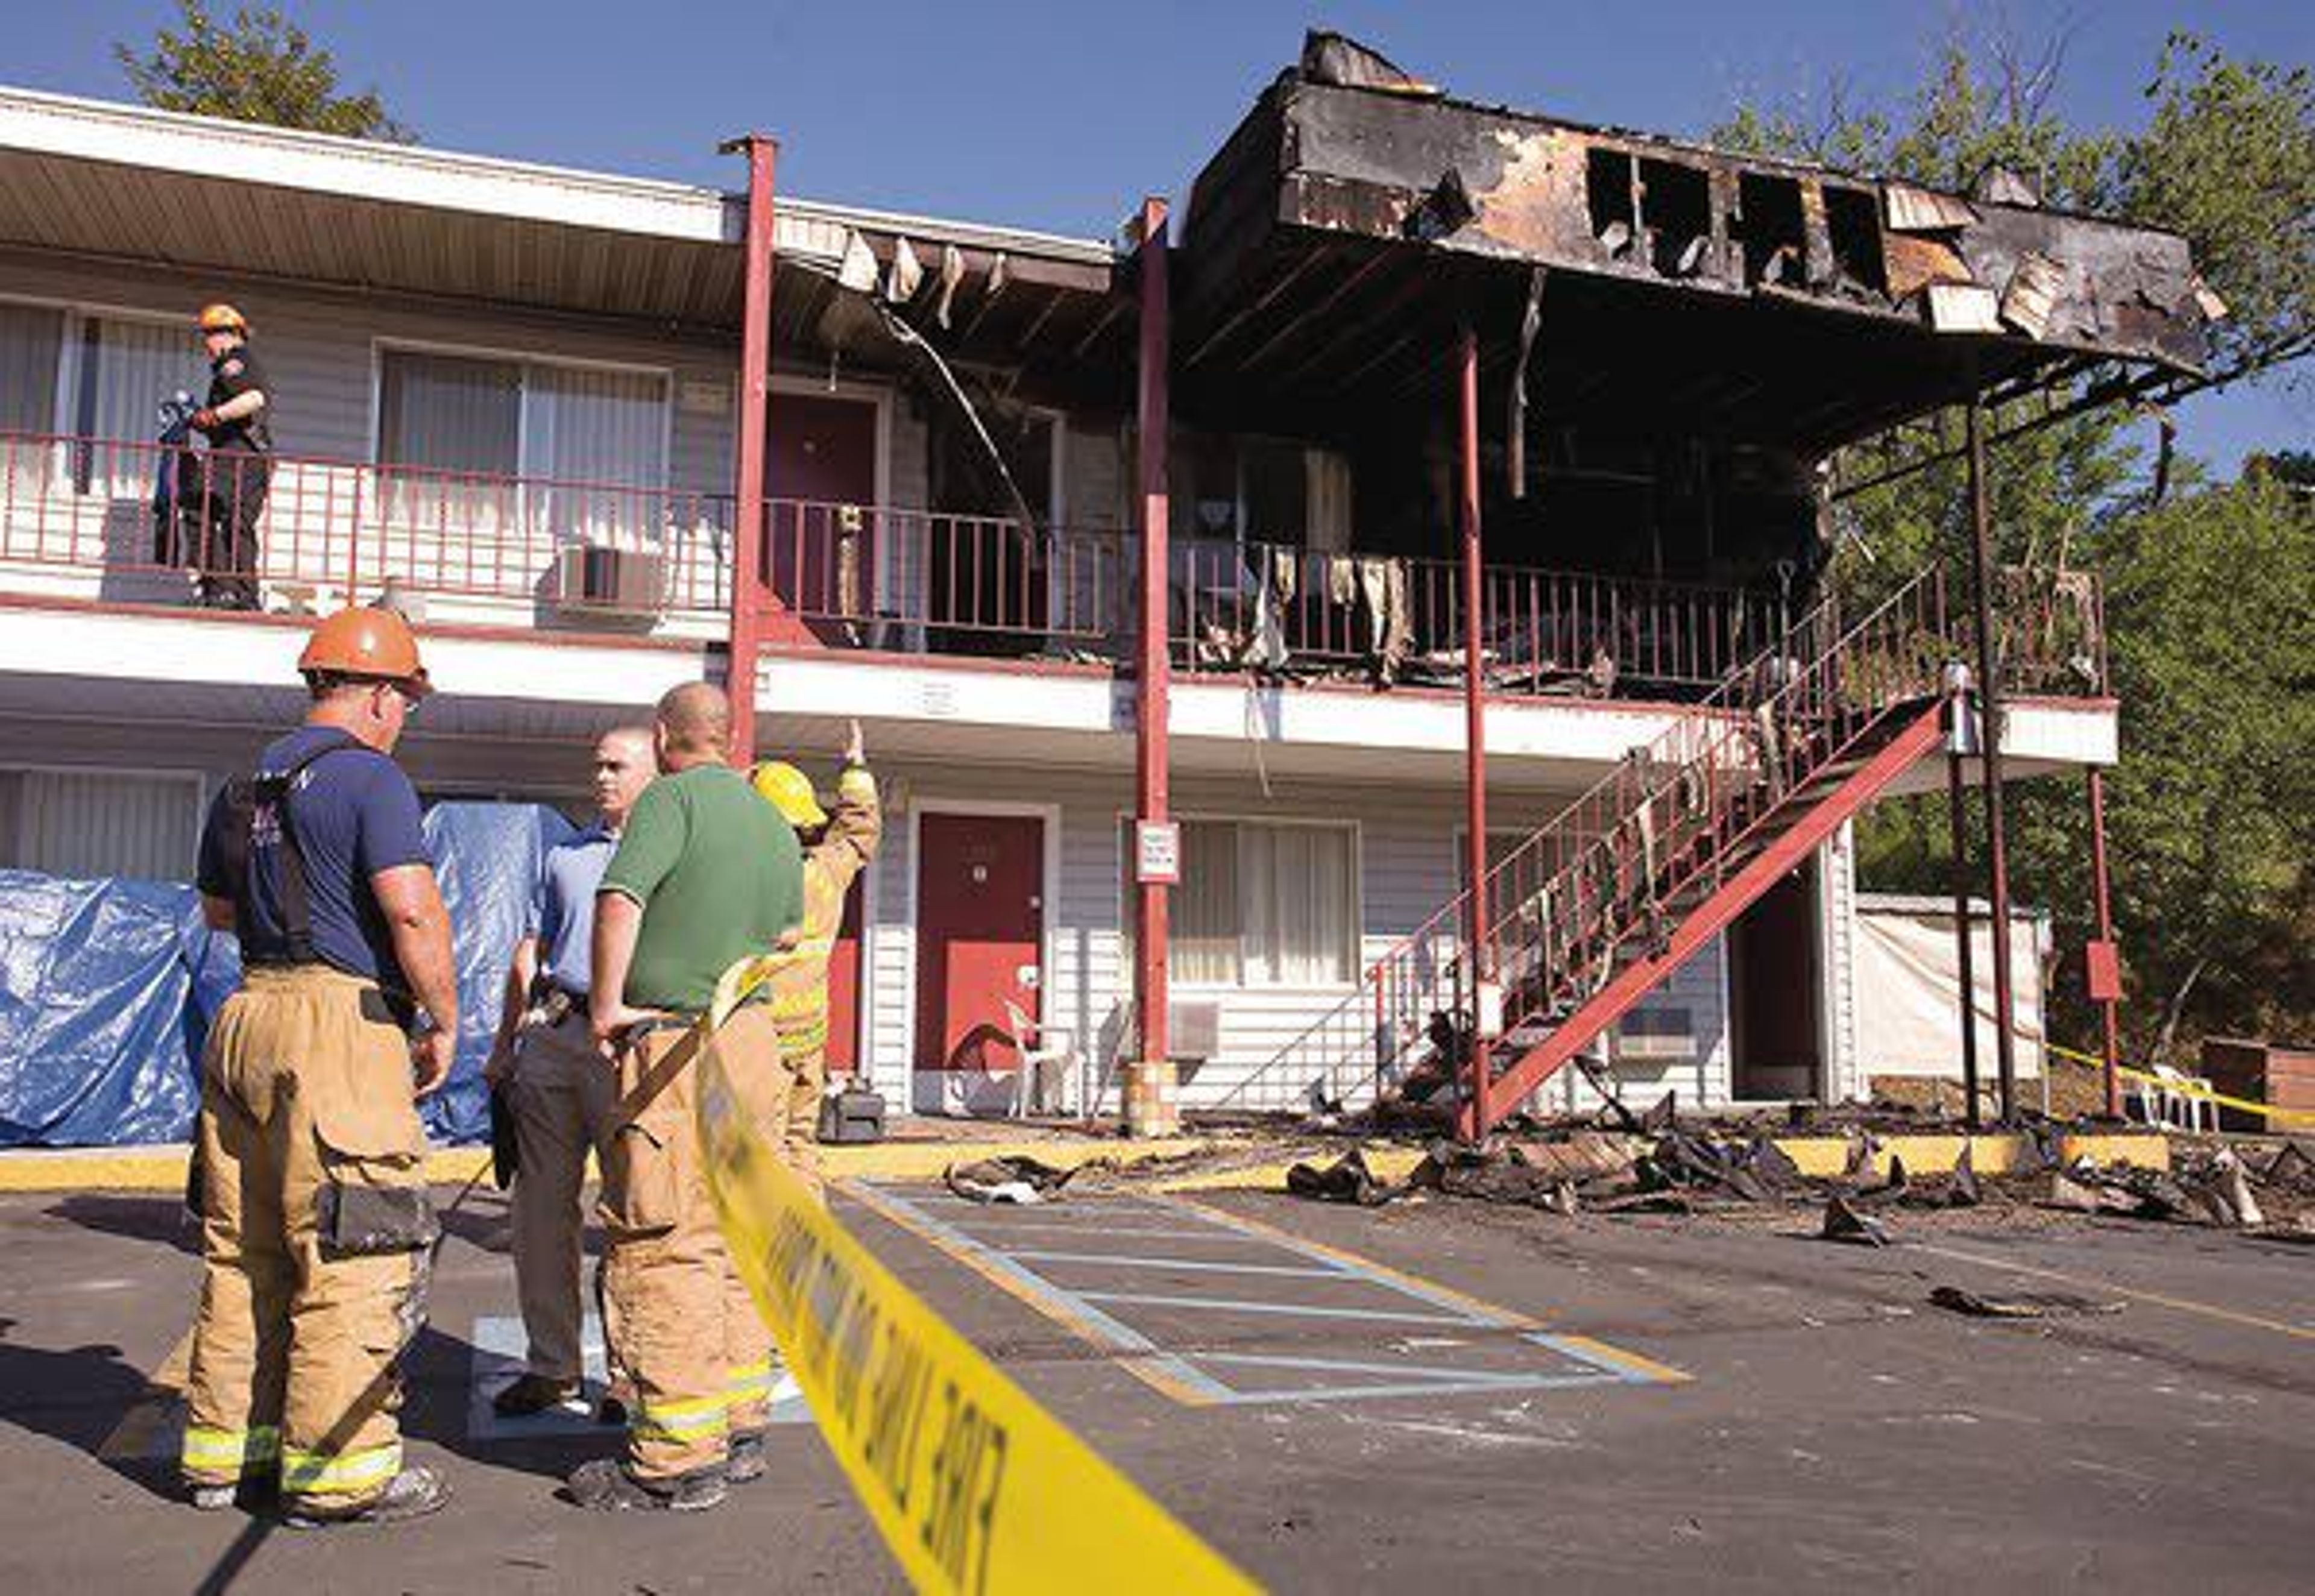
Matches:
[0,1128,2169,1195]
[0,1137,1221,1194]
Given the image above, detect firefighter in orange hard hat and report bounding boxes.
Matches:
[189,302,274,611]
[181,605,456,1526]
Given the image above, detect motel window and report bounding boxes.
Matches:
[1167,429,1352,553]
[0,301,63,494]
[0,768,203,883]
[71,313,208,498]
[376,349,669,545]
[0,302,63,435]
[1132,817,1358,988]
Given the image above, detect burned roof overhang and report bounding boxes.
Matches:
[1175,68,2217,452]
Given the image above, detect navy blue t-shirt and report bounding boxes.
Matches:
[196,725,432,989]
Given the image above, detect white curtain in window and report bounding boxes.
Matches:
[1241,823,1353,985]
[523,365,668,546]
[376,351,521,536]
[1171,818,1241,985]
[0,302,61,433]
[3,770,199,882]
[0,302,63,497]
[75,317,206,499]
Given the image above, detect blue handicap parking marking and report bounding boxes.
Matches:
[850,1184,1686,1407]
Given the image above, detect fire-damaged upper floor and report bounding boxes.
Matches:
[1165,33,2217,590]
[0,34,2206,707]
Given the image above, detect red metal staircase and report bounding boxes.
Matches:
[1212,566,1967,1133]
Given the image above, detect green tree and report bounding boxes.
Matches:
[1715,20,2315,1067]
[116,1,411,142]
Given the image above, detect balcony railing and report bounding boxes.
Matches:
[0,430,735,620]
[756,503,1790,697]
[3,430,2091,709]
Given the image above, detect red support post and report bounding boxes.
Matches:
[1132,197,1172,1072]
[2087,767,2124,1117]
[1455,325,1492,1143]
[1965,400,2020,1120]
[723,133,778,768]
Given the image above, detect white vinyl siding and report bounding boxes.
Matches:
[0,768,201,882]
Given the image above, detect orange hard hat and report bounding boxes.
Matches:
[197,303,248,336]
[298,606,432,694]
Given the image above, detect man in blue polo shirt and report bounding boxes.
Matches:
[484,726,655,1417]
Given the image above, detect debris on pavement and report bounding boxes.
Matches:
[945,1155,1082,1205]
[1821,1195,1893,1247]
[1286,1148,1399,1207]
[1928,1285,2124,1319]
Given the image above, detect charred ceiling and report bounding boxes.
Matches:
[1172,31,2217,457]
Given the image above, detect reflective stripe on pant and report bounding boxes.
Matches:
[509,1010,620,1384]
[182,967,431,1509]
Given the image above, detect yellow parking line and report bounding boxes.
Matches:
[1549,1334,1693,1385]
[1916,1242,2315,1342]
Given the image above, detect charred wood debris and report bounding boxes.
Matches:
[1279,1105,2315,1254]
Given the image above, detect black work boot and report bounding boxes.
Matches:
[492,1372,581,1418]
[282,1466,451,1530]
[565,1457,726,1513]
[726,1430,767,1484]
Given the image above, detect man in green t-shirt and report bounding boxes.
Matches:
[572,682,802,1513]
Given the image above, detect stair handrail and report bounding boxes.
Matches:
[1205,568,1872,1112]
[1467,566,1954,1051]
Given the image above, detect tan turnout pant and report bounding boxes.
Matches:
[181,966,432,1512]
[508,1009,620,1384]
[601,1004,801,1480]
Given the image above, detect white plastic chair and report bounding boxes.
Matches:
[1001,1000,1077,1118]
[2147,1062,2217,1133]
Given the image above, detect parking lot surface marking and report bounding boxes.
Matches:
[848,1183,1686,1407]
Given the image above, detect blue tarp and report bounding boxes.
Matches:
[0,802,575,1148]
[420,802,577,1143]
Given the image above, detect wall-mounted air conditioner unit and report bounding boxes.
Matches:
[554,544,667,615]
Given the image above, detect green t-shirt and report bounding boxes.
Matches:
[599,763,805,1011]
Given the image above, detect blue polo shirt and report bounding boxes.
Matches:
[530,822,616,998]
[196,725,432,990]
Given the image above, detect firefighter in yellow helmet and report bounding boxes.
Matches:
[748,719,881,1205]
[183,606,458,1525]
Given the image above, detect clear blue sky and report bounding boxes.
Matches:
[11,1,2308,470]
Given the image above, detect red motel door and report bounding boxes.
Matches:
[825,887,863,1075]
[915,812,1043,1075]
[765,392,878,646]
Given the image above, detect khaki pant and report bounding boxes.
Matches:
[182,966,432,1512]
[601,1004,799,1480]
[770,1035,829,1206]
[508,1009,620,1384]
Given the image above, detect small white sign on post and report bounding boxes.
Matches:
[1135,820,1181,885]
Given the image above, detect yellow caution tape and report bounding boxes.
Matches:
[2044,1038,2315,1126]
[694,956,1258,1596]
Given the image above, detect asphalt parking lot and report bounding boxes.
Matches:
[2,1180,2310,1593]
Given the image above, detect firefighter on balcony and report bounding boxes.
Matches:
[190,303,274,611]
[183,605,458,1527]
[749,718,881,1203]
[573,682,802,1512]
